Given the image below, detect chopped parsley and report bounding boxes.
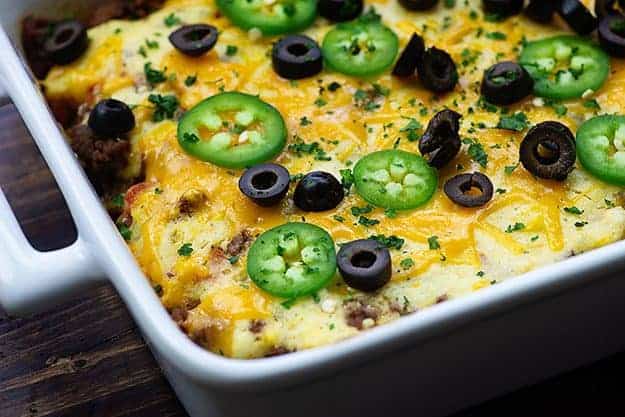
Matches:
[228,255,240,265]
[351,205,374,216]
[575,221,589,228]
[358,216,380,227]
[428,235,440,250]
[400,258,415,270]
[400,118,423,142]
[504,163,519,175]
[486,31,507,40]
[164,13,181,27]
[300,116,312,126]
[463,138,488,167]
[505,222,526,233]
[288,138,331,161]
[340,169,355,191]
[144,62,167,85]
[111,193,125,208]
[564,206,584,215]
[226,45,238,56]
[117,222,132,241]
[148,94,179,122]
[184,74,197,86]
[178,243,194,257]
[369,234,405,250]
[497,112,529,132]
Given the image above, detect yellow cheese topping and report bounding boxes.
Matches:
[43,0,625,358]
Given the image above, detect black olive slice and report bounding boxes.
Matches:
[599,15,625,57]
[272,35,323,80]
[419,109,462,169]
[520,121,576,181]
[525,0,556,23]
[88,99,136,138]
[169,24,219,57]
[392,33,426,77]
[239,164,291,207]
[44,20,88,65]
[338,239,392,292]
[294,171,345,212]
[595,0,621,18]
[557,0,598,35]
[481,61,534,106]
[482,0,524,17]
[398,0,438,11]
[444,172,494,208]
[417,47,458,94]
[319,0,364,22]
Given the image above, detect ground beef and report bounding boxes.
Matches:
[67,124,130,195]
[226,230,252,257]
[21,16,54,80]
[344,299,379,330]
[22,0,165,80]
[249,320,265,334]
[86,0,165,27]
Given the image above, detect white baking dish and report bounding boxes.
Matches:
[2,1,625,416]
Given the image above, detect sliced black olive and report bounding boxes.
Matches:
[337,239,392,292]
[169,24,218,57]
[294,171,344,212]
[272,35,323,80]
[319,0,364,22]
[392,33,426,77]
[417,47,458,94]
[44,20,88,65]
[88,99,136,138]
[482,0,524,17]
[419,109,462,169]
[525,0,556,23]
[599,15,625,57]
[239,164,291,207]
[595,0,621,19]
[520,121,576,181]
[399,0,438,11]
[557,0,598,35]
[481,61,534,106]
[444,172,494,208]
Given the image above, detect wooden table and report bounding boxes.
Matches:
[1,102,625,417]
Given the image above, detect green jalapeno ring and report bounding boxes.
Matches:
[247,222,337,299]
[177,92,287,169]
[577,114,625,186]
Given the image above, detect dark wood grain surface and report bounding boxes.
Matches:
[1,102,625,417]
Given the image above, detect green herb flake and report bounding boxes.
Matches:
[497,112,529,132]
[369,234,405,250]
[358,216,380,227]
[505,222,526,233]
[400,258,415,270]
[148,94,179,122]
[564,206,584,215]
[428,235,440,250]
[226,45,238,56]
[178,243,194,257]
[184,74,197,87]
[164,13,181,27]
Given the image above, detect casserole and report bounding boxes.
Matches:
[3,0,625,416]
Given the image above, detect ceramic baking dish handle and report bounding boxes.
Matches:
[0,186,104,316]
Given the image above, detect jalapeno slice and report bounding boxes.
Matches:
[322,18,399,77]
[519,36,610,100]
[216,0,317,36]
[247,223,337,299]
[177,92,287,169]
[353,150,438,210]
[576,115,625,186]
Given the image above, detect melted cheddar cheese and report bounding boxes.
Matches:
[43,0,625,358]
